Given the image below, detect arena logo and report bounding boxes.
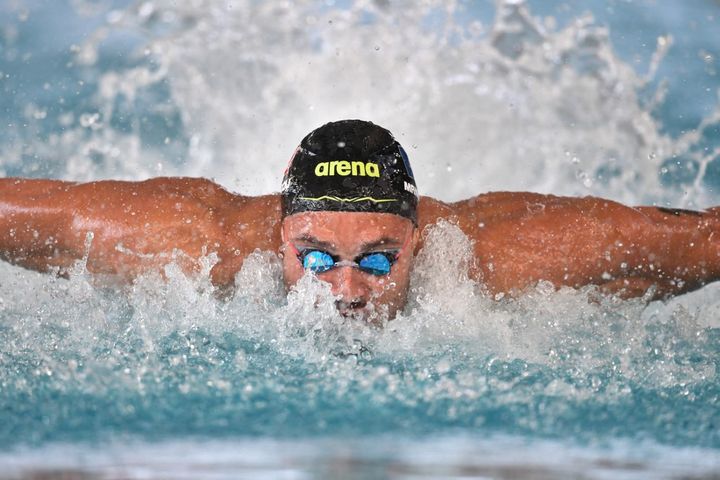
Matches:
[314,161,380,177]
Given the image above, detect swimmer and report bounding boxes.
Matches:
[1,120,719,321]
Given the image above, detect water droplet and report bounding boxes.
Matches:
[107,10,123,24]
[435,358,451,374]
[139,2,155,18]
[79,112,101,128]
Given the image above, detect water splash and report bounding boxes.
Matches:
[0,0,719,472]
[2,0,718,206]
[1,220,718,450]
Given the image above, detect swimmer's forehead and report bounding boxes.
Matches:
[293,233,402,252]
[283,210,413,228]
[282,211,413,251]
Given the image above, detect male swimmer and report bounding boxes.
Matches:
[1,120,719,321]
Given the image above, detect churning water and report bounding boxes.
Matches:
[1,0,719,478]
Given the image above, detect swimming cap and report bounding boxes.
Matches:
[281,120,419,224]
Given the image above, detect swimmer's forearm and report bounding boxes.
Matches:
[625,205,720,297]
[0,177,222,277]
[447,193,720,299]
[0,178,84,273]
[553,201,720,299]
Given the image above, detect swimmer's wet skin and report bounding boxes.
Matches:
[1,119,720,321]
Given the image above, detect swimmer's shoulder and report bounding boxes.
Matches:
[419,191,560,228]
[165,176,282,242]
[139,176,281,214]
[154,178,282,287]
[418,192,609,246]
[128,176,281,251]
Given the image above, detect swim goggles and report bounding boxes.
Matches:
[289,235,411,276]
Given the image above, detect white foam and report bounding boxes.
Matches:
[2,217,716,395]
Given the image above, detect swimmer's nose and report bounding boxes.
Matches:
[330,266,369,312]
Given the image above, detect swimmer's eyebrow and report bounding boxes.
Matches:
[291,235,402,252]
[292,234,334,250]
[359,237,403,252]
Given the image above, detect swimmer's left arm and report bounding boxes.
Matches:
[437,193,720,300]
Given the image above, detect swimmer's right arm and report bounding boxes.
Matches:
[0,177,282,284]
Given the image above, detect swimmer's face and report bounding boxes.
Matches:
[281,211,417,323]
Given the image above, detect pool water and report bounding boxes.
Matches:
[0,1,719,478]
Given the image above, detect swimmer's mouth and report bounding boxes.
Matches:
[335,300,388,326]
[336,300,368,320]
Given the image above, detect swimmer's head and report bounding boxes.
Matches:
[281,119,418,224]
[280,120,419,323]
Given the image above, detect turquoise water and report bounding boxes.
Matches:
[1,1,719,478]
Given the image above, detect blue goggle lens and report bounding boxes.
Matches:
[357,252,392,275]
[302,250,335,273]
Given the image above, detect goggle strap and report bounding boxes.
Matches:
[394,230,413,260]
[288,243,301,257]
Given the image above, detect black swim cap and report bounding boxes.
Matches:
[281,120,419,224]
